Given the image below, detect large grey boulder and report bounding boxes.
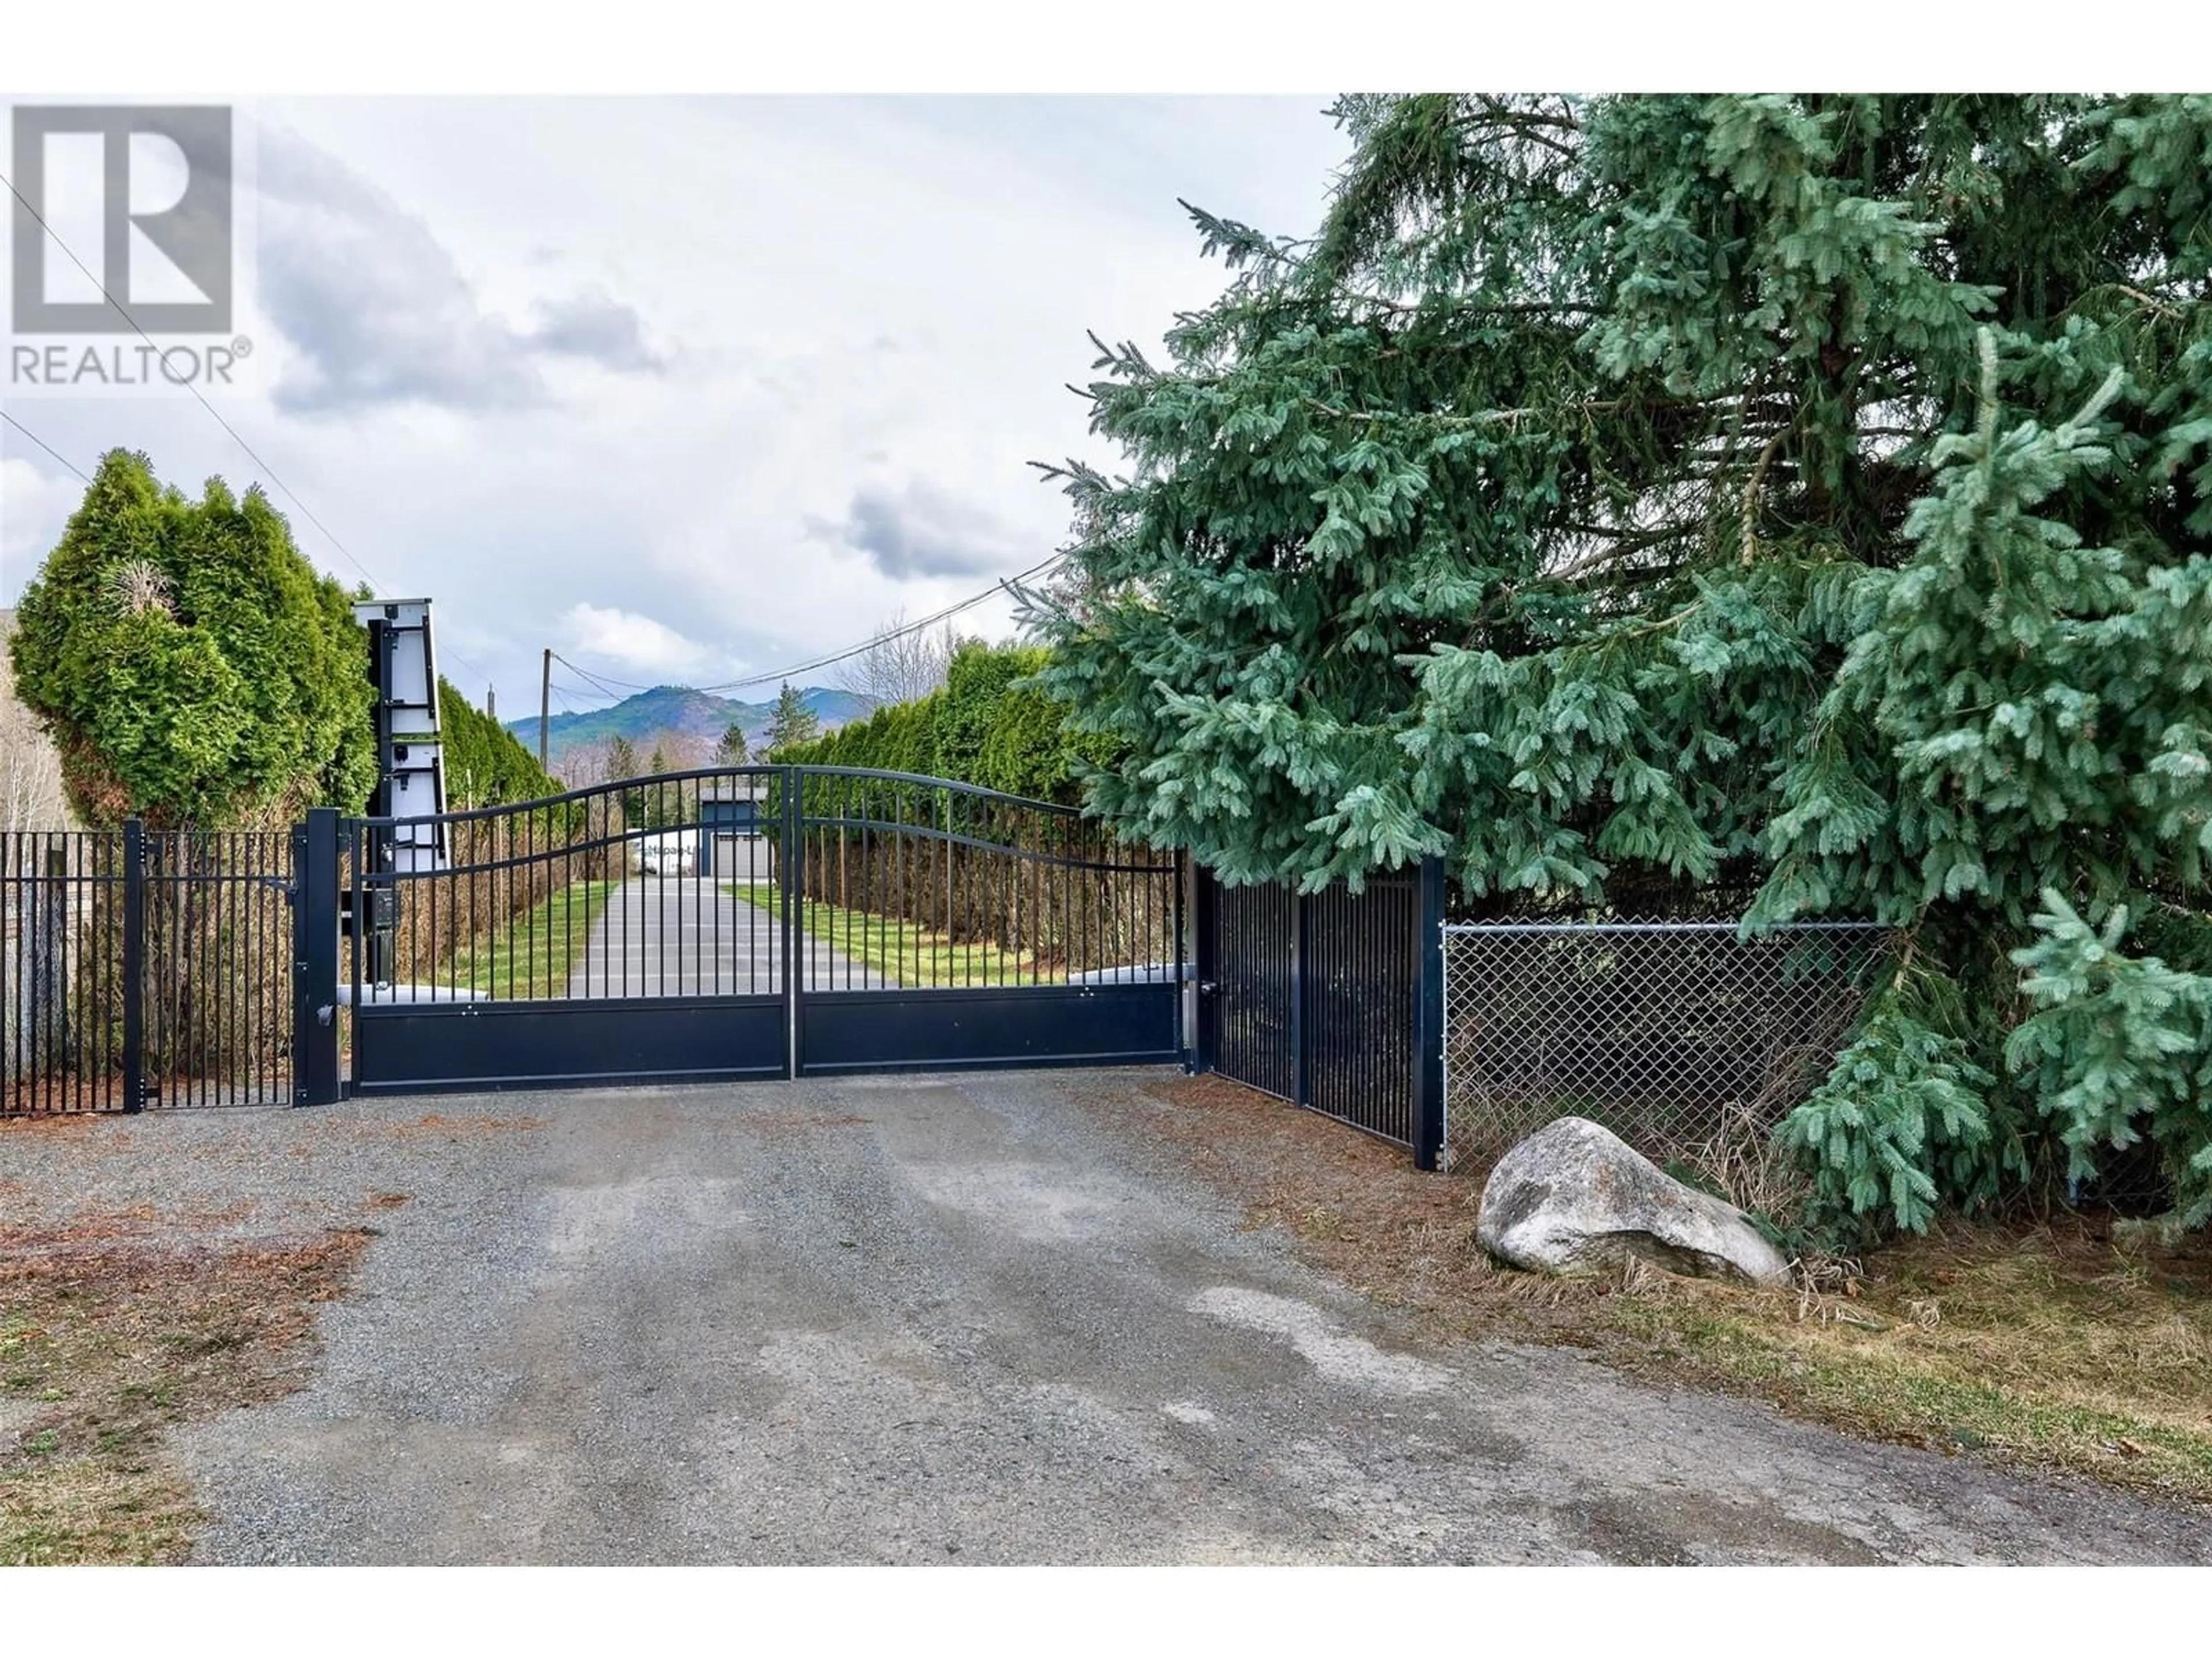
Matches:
[1476,1116,1791,1286]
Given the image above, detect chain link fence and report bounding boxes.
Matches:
[1441,919,1891,1199]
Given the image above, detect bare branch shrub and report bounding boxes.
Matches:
[1,609,75,831]
[838,611,963,709]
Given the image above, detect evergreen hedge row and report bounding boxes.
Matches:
[766,644,1169,972]
[437,679,559,809]
[769,642,1119,804]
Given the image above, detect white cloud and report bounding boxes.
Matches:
[0,458,84,587]
[0,96,1351,711]
[253,126,666,415]
[805,479,1026,581]
[562,602,709,678]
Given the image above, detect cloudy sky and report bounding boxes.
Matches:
[1,96,1350,718]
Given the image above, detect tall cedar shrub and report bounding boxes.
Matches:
[438,679,558,809]
[1026,95,2212,1238]
[775,642,1119,805]
[8,449,376,829]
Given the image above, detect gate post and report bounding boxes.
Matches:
[1188,862,1215,1074]
[1411,853,1446,1172]
[121,820,144,1112]
[293,807,342,1107]
[1172,851,1189,1067]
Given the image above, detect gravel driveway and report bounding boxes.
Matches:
[6,1069,2207,1564]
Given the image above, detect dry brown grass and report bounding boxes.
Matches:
[1132,1074,2212,1507]
[0,1222,369,1564]
[791,814,1178,977]
[0,1111,99,1137]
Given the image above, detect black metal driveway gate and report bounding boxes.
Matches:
[325,766,1184,1097]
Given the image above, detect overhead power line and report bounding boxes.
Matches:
[7,164,1059,712]
[550,657,638,702]
[0,166,493,691]
[2,167,390,599]
[0,409,92,483]
[551,549,1070,698]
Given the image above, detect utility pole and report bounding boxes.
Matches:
[539,647,552,772]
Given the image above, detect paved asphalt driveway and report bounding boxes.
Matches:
[570,871,895,999]
[32,1069,2200,1563]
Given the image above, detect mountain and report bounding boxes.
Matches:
[506,684,875,773]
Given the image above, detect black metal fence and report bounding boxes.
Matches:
[2,823,294,1114]
[1194,868,1893,1187]
[6,796,1895,1177]
[3,830,128,1113]
[143,831,296,1109]
[1196,862,1445,1165]
[349,779,633,1005]
[1205,881,1293,1100]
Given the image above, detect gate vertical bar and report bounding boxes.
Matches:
[294,807,342,1107]
[781,766,800,1080]
[1411,854,1446,1171]
[1172,850,1187,1063]
[120,820,145,1113]
[1289,882,1308,1109]
[33,843,68,1110]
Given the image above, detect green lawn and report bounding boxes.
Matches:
[444,878,616,999]
[728,884,1041,988]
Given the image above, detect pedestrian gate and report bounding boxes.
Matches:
[1192,863,1445,1168]
[3,825,296,1114]
[324,766,1184,1095]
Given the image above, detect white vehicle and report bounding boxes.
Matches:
[634,828,698,876]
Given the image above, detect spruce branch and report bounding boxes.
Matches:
[1738,428,1789,570]
[1041,94,2212,1240]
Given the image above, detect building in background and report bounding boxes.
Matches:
[698,776,766,879]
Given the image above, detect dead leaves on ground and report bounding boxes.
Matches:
[1,1215,371,1564]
